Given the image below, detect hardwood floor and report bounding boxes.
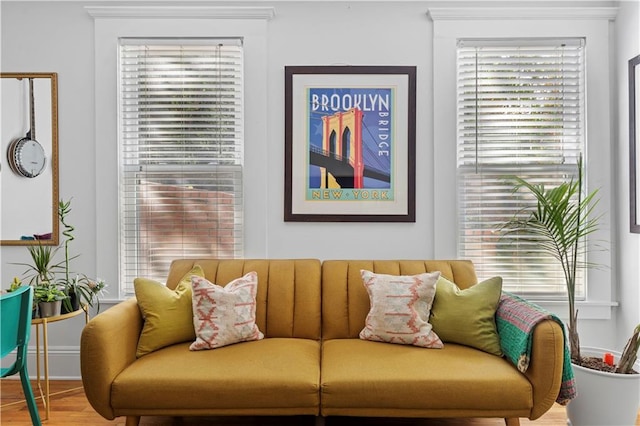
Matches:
[0,379,635,425]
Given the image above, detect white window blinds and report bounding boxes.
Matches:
[456,38,586,298]
[118,38,244,292]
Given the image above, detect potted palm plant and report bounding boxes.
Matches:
[502,155,639,425]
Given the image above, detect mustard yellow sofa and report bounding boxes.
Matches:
[80,259,565,426]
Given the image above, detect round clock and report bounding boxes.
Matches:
[7,138,47,178]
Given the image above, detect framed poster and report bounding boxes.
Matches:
[630,54,640,233]
[284,66,416,222]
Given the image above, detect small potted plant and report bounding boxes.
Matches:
[57,199,107,313]
[7,276,23,292]
[15,243,63,287]
[7,277,38,318]
[58,199,80,312]
[9,198,107,317]
[12,242,64,318]
[33,282,68,318]
[64,274,107,314]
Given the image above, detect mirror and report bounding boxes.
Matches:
[1,73,59,245]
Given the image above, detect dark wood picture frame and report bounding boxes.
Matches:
[284,65,416,222]
[630,54,640,233]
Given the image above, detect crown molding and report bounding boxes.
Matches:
[427,7,619,21]
[85,6,275,20]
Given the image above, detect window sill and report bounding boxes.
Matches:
[530,300,618,321]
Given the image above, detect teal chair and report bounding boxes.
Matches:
[1,286,42,425]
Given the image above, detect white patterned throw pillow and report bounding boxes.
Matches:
[359,270,443,348]
[190,272,264,350]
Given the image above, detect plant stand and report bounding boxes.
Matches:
[31,307,89,420]
[566,346,640,426]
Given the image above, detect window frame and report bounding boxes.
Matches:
[117,37,245,292]
[430,7,616,320]
[89,6,272,299]
[456,37,587,299]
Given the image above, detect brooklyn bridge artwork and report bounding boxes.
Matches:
[306,87,394,202]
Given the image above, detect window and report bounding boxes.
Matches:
[118,38,244,292]
[456,38,586,298]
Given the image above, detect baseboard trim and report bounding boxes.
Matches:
[23,345,82,380]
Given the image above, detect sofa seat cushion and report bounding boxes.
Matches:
[111,338,320,413]
[320,339,532,417]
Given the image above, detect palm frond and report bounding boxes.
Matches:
[500,155,602,362]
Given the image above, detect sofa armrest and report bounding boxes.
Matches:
[496,292,569,420]
[522,319,564,419]
[80,298,142,420]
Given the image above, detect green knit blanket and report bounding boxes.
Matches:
[496,292,576,405]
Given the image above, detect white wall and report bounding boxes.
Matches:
[264,3,435,260]
[1,2,97,378]
[614,0,640,346]
[0,0,636,378]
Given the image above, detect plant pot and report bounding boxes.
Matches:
[38,300,62,318]
[567,346,640,426]
[61,290,80,314]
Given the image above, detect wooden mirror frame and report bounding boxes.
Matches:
[1,72,59,245]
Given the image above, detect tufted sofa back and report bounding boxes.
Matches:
[166,258,477,341]
[167,259,322,340]
[321,260,478,340]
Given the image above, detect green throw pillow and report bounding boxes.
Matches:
[134,264,204,357]
[430,276,503,356]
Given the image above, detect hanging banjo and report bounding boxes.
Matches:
[7,78,46,178]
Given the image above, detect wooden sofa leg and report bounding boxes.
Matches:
[315,415,326,426]
[125,416,141,426]
[504,418,521,426]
